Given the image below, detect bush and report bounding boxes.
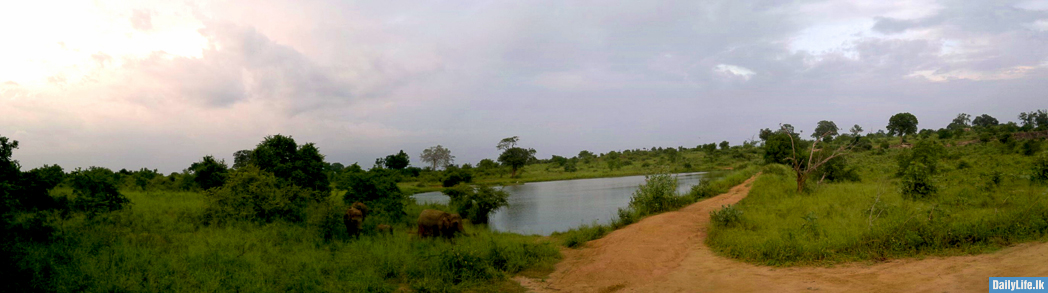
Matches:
[201,166,324,224]
[897,140,945,176]
[563,160,578,172]
[305,201,349,241]
[1021,140,1044,156]
[441,167,473,187]
[69,167,130,214]
[628,173,683,216]
[338,169,407,217]
[710,204,743,228]
[688,177,718,199]
[811,155,860,183]
[900,161,936,199]
[443,184,509,224]
[1033,155,1048,183]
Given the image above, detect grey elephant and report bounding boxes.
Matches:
[417,209,464,239]
[344,206,365,237]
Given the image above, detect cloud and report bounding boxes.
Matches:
[129,9,153,32]
[2,0,1047,173]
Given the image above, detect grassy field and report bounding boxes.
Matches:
[707,136,1048,266]
[12,189,559,292]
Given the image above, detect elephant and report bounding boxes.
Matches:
[377,224,393,235]
[344,207,365,237]
[417,209,465,239]
[351,202,369,218]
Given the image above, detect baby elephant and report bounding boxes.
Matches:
[416,209,464,239]
[377,224,393,235]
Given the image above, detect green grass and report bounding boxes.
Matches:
[707,138,1048,266]
[15,189,560,292]
[551,165,761,248]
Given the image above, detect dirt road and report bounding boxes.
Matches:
[519,175,1048,292]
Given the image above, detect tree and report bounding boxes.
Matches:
[384,150,410,170]
[420,145,454,170]
[719,141,730,150]
[443,184,509,224]
[758,128,774,141]
[947,113,971,131]
[499,147,537,177]
[849,124,863,136]
[249,135,330,193]
[497,136,519,151]
[812,120,840,140]
[1019,110,1048,130]
[233,150,253,169]
[887,112,919,142]
[337,169,406,215]
[778,124,853,193]
[972,114,999,128]
[190,155,229,190]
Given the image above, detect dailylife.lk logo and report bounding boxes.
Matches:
[990,278,1048,292]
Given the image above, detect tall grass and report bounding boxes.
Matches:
[14,190,559,292]
[707,140,1048,266]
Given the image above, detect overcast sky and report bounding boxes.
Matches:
[2,0,1047,173]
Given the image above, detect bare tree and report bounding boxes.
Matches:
[781,124,853,193]
[420,145,454,170]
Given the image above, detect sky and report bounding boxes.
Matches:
[2,0,1047,173]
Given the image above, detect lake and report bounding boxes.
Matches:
[412,172,709,235]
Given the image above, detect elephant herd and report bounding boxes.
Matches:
[343,202,465,239]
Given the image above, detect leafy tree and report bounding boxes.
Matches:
[812,120,840,140]
[499,147,537,177]
[249,135,330,193]
[384,150,410,170]
[336,169,405,215]
[947,113,971,131]
[497,136,519,151]
[972,114,999,128]
[190,155,229,190]
[719,141,730,150]
[233,149,253,169]
[420,145,454,170]
[887,112,919,142]
[775,124,852,193]
[781,124,796,135]
[477,159,499,170]
[763,131,798,165]
[443,184,509,224]
[758,128,774,141]
[1019,110,1048,130]
[849,124,864,136]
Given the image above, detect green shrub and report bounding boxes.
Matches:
[900,161,937,199]
[443,184,509,224]
[338,169,406,217]
[710,204,743,228]
[305,201,349,241]
[688,177,718,199]
[629,173,683,216]
[1033,155,1048,183]
[200,165,324,224]
[69,167,130,214]
[1021,140,1043,156]
[563,160,578,172]
[896,140,945,176]
[811,156,860,183]
[441,168,473,187]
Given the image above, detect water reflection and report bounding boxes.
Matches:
[412,172,708,235]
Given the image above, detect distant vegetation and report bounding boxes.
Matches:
[708,110,1048,266]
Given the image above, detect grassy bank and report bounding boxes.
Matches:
[12,190,559,292]
[707,139,1048,266]
[552,165,761,248]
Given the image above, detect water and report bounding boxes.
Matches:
[412,172,709,235]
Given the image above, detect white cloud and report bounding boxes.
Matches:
[713,64,756,81]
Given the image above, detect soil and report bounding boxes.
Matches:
[518,175,1048,292]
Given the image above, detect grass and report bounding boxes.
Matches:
[707,137,1048,266]
[551,165,761,248]
[14,189,560,292]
